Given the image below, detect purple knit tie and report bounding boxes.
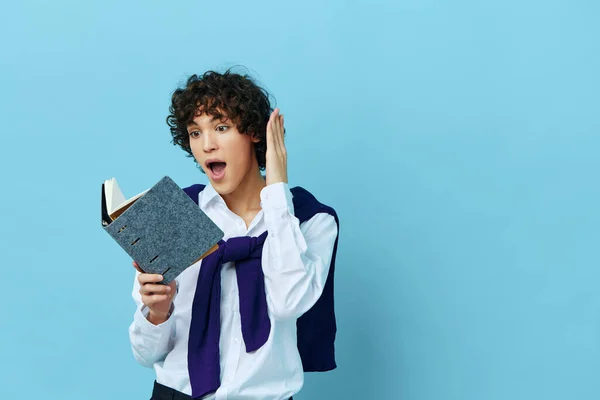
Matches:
[187,232,271,398]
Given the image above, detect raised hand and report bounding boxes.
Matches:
[265,108,288,186]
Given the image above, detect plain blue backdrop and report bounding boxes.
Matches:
[1,0,599,399]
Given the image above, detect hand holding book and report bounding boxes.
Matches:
[133,260,176,324]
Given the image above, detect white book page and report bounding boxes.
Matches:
[114,188,149,213]
[104,177,127,215]
[104,177,151,218]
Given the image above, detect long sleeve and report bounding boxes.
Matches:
[260,182,338,320]
[128,271,176,368]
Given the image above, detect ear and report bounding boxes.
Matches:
[249,132,261,144]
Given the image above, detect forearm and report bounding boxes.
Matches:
[129,303,175,367]
[260,183,338,320]
[129,274,176,367]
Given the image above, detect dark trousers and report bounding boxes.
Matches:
[151,381,293,400]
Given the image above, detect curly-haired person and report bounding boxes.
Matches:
[127,69,340,400]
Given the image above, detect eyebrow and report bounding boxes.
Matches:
[187,116,227,129]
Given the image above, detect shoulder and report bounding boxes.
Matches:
[291,186,339,251]
[291,185,338,225]
[291,186,336,212]
[182,183,205,202]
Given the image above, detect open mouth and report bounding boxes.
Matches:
[206,160,227,180]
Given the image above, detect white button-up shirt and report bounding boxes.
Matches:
[128,182,338,400]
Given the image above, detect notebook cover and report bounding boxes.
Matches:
[102,176,224,284]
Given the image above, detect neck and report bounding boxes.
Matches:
[222,165,266,216]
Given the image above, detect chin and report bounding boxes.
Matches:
[210,178,238,196]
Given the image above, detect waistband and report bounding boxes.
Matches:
[151,381,294,400]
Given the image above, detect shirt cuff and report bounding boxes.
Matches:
[260,182,294,214]
[133,303,175,333]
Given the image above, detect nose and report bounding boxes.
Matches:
[201,131,218,153]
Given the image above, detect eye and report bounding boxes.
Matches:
[216,125,229,132]
[189,130,201,138]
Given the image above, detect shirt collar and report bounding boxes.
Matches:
[198,182,222,209]
[198,175,268,209]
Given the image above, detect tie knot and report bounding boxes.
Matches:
[219,232,267,264]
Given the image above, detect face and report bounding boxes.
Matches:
[187,112,260,195]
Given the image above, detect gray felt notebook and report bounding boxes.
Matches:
[101,176,224,284]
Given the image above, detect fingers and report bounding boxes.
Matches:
[266,110,275,151]
[277,114,286,155]
[272,111,285,155]
[271,110,280,150]
[268,108,285,154]
[132,260,144,273]
[140,283,172,296]
[265,108,288,185]
[142,293,171,306]
[137,272,165,285]
[139,280,174,307]
[133,260,177,312]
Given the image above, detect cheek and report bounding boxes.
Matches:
[189,138,204,155]
[229,148,251,175]
[227,138,254,164]
[189,141,205,167]
[189,139,199,155]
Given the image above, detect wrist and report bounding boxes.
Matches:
[266,173,288,186]
[260,181,294,213]
[147,309,170,325]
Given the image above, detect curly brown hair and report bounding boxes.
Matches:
[166,68,275,171]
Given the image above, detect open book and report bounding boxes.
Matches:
[102,177,150,223]
[101,176,224,284]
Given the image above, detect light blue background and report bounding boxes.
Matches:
[1,0,599,399]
